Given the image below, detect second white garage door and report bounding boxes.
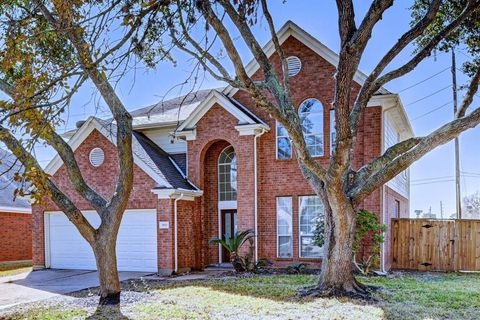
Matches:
[46,209,158,272]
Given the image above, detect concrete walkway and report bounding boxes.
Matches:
[0,269,151,310]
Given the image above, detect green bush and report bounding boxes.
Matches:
[313,209,386,275]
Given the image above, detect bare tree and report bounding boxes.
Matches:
[463,192,480,219]
[138,0,480,296]
[0,1,169,307]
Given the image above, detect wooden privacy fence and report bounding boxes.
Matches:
[392,218,480,271]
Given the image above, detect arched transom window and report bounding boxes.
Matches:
[299,98,324,157]
[218,146,237,201]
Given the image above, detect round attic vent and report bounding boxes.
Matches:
[89,148,105,167]
[286,56,302,77]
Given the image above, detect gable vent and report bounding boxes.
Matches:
[286,56,302,77]
[89,148,105,167]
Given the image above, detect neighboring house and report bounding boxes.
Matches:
[0,149,32,263]
[32,21,413,274]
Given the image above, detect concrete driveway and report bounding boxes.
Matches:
[0,269,152,310]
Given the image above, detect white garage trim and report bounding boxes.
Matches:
[44,209,157,272]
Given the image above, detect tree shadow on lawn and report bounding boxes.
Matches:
[62,272,480,320]
[85,305,130,320]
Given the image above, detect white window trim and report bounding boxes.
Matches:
[330,109,336,156]
[276,196,293,259]
[298,195,324,259]
[218,146,237,202]
[275,121,292,160]
[299,98,324,158]
[219,201,237,210]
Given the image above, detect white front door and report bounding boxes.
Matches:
[46,209,157,272]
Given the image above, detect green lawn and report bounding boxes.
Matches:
[3,272,480,320]
[0,261,32,277]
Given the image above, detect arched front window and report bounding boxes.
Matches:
[299,98,324,156]
[218,146,237,201]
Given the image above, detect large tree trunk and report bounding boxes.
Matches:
[93,235,121,306]
[300,185,368,298]
[318,193,361,293]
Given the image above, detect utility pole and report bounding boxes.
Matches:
[440,201,444,219]
[451,49,462,219]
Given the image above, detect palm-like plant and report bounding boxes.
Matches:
[209,229,255,272]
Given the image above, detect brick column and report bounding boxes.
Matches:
[31,206,45,269]
[157,198,175,275]
[237,135,256,257]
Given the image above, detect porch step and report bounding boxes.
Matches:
[205,263,234,271]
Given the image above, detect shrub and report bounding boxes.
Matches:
[209,229,255,272]
[313,209,386,275]
[353,209,387,275]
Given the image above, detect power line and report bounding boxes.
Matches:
[461,171,480,176]
[411,179,455,186]
[411,174,480,186]
[398,67,450,93]
[412,100,453,121]
[405,84,452,107]
[411,175,456,182]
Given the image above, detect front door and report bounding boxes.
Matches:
[221,209,238,263]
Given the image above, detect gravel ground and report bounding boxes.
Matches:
[0,271,231,319]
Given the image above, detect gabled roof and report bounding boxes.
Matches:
[0,149,31,213]
[176,90,269,132]
[46,117,198,190]
[130,89,217,129]
[223,20,389,96]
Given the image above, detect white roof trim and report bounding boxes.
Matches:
[44,117,173,188]
[151,188,203,200]
[370,94,414,138]
[223,20,388,97]
[176,90,258,133]
[235,123,270,136]
[0,206,31,214]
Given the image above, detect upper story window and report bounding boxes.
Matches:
[218,146,237,201]
[276,121,292,160]
[299,99,324,157]
[330,109,336,155]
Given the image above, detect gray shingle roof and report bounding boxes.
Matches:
[130,89,217,118]
[170,153,187,175]
[95,118,196,190]
[0,149,30,209]
[132,132,195,190]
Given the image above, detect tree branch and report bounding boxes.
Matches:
[353,137,422,187]
[336,0,356,45]
[33,0,134,220]
[372,1,480,95]
[261,0,289,88]
[349,0,442,133]
[351,106,480,203]
[457,64,480,118]
[0,125,96,242]
[0,78,108,211]
[350,0,394,51]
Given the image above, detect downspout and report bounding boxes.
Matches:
[254,128,266,262]
[174,192,184,273]
[381,185,387,273]
[381,107,388,273]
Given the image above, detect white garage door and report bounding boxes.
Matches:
[46,210,157,272]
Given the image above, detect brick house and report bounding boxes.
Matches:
[0,149,32,264]
[32,21,413,274]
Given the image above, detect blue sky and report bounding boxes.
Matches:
[26,1,480,217]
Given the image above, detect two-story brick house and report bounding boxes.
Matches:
[32,21,413,274]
